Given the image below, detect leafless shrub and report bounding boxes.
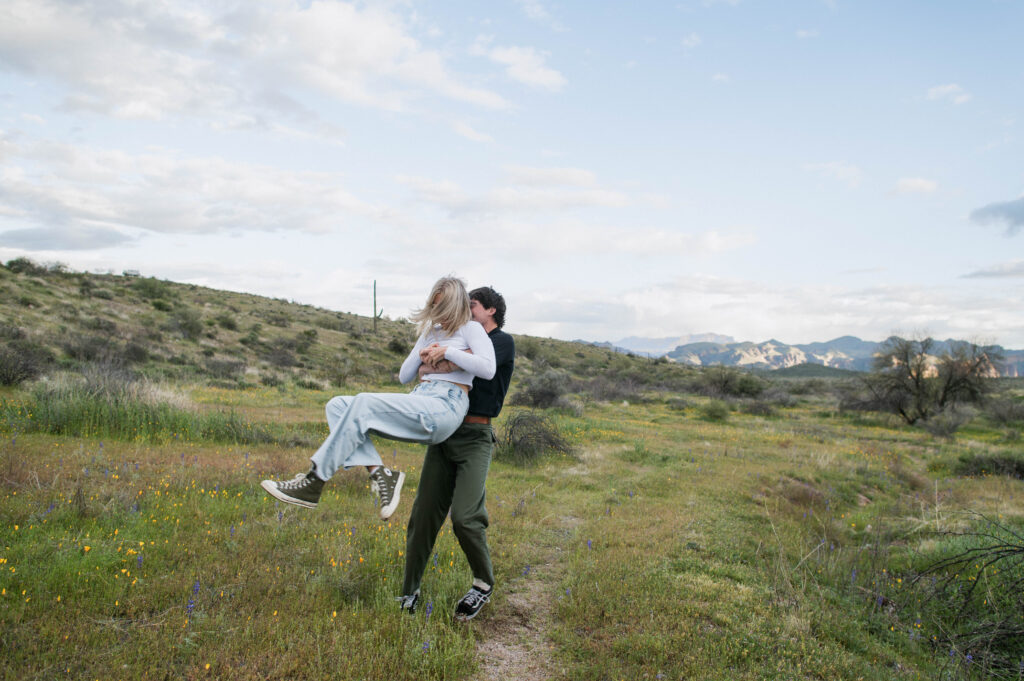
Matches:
[496,410,574,464]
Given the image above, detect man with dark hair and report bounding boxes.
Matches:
[397,286,515,621]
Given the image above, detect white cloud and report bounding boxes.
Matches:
[0,0,507,136]
[896,177,937,194]
[796,29,819,39]
[805,161,862,188]
[517,276,1024,348]
[963,260,1024,279]
[452,121,493,143]
[0,136,384,246]
[400,171,627,216]
[473,37,566,91]
[504,165,596,187]
[712,73,731,83]
[682,32,702,49]
[927,83,971,105]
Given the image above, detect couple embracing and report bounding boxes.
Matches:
[261,276,515,621]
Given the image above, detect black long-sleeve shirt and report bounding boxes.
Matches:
[467,328,515,418]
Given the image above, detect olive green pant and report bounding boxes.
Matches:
[402,422,495,596]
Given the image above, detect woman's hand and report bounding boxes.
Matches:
[421,343,449,365]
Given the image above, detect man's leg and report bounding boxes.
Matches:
[448,424,496,593]
[402,441,456,599]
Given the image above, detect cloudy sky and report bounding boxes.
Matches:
[2,0,1023,347]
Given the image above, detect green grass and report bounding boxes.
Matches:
[4,388,1022,680]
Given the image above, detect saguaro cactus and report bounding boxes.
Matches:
[373,280,384,333]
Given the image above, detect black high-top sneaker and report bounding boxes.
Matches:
[369,467,405,520]
[260,471,324,508]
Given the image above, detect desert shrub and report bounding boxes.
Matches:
[215,313,238,330]
[169,308,203,341]
[264,345,297,368]
[0,323,25,341]
[61,335,114,363]
[785,378,828,396]
[17,295,37,307]
[265,312,291,327]
[510,368,572,409]
[387,337,407,354]
[619,441,671,466]
[260,373,284,387]
[835,381,890,414]
[152,299,173,312]
[77,277,95,297]
[92,288,114,300]
[517,338,539,360]
[920,406,973,439]
[5,257,47,276]
[700,399,730,422]
[954,452,1024,479]
[133,277,170,300]
[0,340,53,386]
[295,376,325,390]
[666,397,690,411]
[123,341,150,364]
[84,316,117,334]
[495,410,574,464]
[985,398,1024,425]
[693,366,765,398]
[761,387,797,407]
[583,374,640,402]
[204,359,246,380]
[904,516,1024,676]
[295,329,318,353]
[740,400,776,417]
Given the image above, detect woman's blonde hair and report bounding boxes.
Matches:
[410,276,471,336]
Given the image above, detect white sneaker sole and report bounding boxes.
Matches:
[260,479,318,509]
[378,471,405,520]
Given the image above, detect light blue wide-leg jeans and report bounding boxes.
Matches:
[310,381,469,480]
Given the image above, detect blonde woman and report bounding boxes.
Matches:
[261,276,496,520]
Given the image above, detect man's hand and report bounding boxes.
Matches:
[421,343,449,365]
[417,343,471,376]
[418,359,458,377]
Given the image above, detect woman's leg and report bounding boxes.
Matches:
[310,382,468,480]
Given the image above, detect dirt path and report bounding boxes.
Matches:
[476,558,561,681]
[474,449,604,679]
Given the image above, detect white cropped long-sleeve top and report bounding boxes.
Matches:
[398,321,497,387]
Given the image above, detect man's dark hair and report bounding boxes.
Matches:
[469,286,506,329]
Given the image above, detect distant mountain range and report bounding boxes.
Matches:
[583,335,1024,377]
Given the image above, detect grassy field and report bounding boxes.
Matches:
[3,378,1022,680]
[2,265,1023,680]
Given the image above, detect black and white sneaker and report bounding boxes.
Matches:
[396,590,420,614]
[260,471,324,508]
[454,584,491,621]
[369,467,405,520]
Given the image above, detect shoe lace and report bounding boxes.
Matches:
[373,471,393,503]
[396,592,418,610]
[278,473,309,491]
[461,588,488,608]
